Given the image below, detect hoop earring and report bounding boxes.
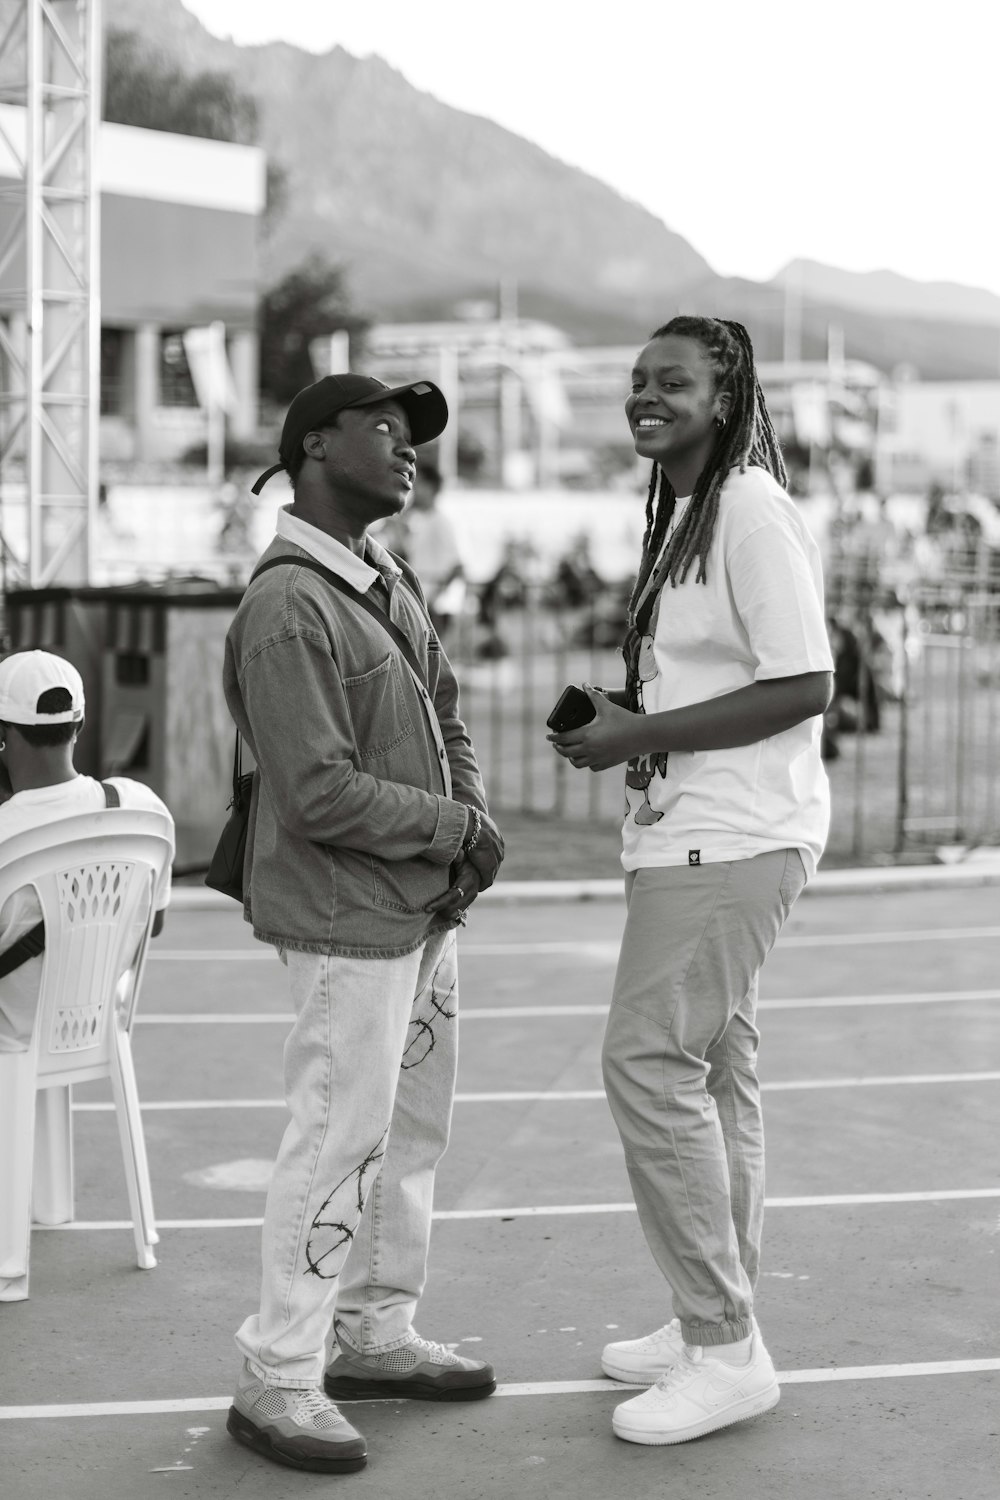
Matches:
[0,741,6,752]
[716,415,727,430]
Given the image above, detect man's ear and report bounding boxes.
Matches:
[72,715,85,743]
[302,431,327,461]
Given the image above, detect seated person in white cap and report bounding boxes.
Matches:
[0,650,175,1051]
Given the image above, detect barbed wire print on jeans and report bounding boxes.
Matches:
[304,1126,389,1279]
[401,946,457,1070]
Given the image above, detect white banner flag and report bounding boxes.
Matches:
[183,322,239,414]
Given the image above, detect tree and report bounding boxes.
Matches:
[103,29,258,144]
[260,257,368,404]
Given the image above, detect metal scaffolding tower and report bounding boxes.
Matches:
[0,0,100,589]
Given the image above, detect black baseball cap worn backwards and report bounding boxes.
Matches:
[252,374,449,494]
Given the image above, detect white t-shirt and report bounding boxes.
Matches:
[0,776,174,1051]
[621,465,834,878]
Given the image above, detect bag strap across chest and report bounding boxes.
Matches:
[250,554,430,691]
[0,780,122,978]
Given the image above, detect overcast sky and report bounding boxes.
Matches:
[184,0,999,297]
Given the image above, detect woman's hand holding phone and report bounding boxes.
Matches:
[546,684,597,733]
[546,683,642,772]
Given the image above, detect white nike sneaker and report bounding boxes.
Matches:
[601,1319,686,1383]
[602,1316,764,1385]
[611,1332,780,1445]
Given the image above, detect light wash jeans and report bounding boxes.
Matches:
[235,929,459,1386]
[602,850,806,1348]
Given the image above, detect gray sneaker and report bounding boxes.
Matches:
[227,1359,368,1473]
[324,1329,496,1403]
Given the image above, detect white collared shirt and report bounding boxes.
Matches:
[276,506,402,590]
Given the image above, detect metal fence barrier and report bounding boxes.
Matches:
[447,560,1000,863]
[10,520,991,867]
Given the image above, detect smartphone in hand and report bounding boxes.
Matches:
[546,685,597,733]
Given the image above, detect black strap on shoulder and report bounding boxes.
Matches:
[248,555,430,692]
[0,919,44,978]
[0,780,122,979]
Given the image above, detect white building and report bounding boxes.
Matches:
[886,381,1000,497]
[0,107,266,466]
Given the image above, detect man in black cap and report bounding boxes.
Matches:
[223,375,504,1474]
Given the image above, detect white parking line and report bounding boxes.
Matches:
[136,1007,612,1024]
[435,1188,1000,1215]
[459,929,1000,955]
[34,1218,269,1231]
[3,1357,999,1420]
[73,1099,289,1111]
[134,989,1000,1025]
[763,1070,1000,1091]
[149,951,275,961]
[760,990,1000,1011]
[32,1186,1000,1235]
[140,1014,288,1024]
[454,1006,610,1018]
[69,1070,1000,1115]
[147,929,1000,964]
[779,926,1000,948]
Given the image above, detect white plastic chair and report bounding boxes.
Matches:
[0,809,174,1300]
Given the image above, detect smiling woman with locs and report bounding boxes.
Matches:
[549,316,834,1447]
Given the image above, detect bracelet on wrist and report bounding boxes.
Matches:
[462,806,483,855]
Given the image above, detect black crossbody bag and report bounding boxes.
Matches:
[205,556,434,903]
[0,781,121,979]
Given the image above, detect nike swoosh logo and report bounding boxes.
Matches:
[703,1378,749,1408]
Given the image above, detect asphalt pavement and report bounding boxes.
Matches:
[2,881,999,1500]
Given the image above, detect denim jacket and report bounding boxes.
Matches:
[223,525,488,958]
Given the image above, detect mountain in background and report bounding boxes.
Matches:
[674,273,1000,379]
[105,0,710,344]
[772,259,1000,328]
[106,0,1000,376]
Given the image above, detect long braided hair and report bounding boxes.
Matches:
[623,317,785,711]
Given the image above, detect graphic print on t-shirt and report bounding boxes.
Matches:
[623,498,689,831]
[624,631,668,826]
